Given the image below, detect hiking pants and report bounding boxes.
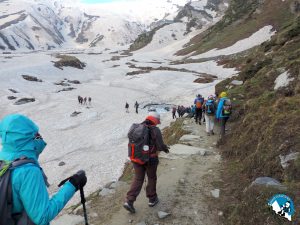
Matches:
[126,162,158,202]
[205,114,214,133]
[195,108,202,123]
[172,112,176,119]
[136,107,138,114]
[220,117,229,137]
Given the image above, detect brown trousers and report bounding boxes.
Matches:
[126,161,158,203]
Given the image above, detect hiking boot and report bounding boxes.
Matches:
[211,131,215,135]
[207,132,211,136]
[148,197,159,207]
[199,121,201,125]
[123,201,135,213]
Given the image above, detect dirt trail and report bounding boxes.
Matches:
[66,118,222,225]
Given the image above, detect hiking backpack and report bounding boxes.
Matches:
[195,99,203,109]
[205,100,215,115]
[0,158,36,225]
[222,99,232,116]
[128,123,151,165]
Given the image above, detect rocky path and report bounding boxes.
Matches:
[53,118,223,225]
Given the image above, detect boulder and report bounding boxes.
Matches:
[7,96,17,100]
[70,111,82,117]
[68,80,81,84]
[231,80,243,85]
[250,177,287,190]
[57,87,75,93]
[211,189,220,198]
[279,152,299,169]
[22,75,42,82]
[58,161,66,166]
[14,98,35,105]
[9,88,18,93]
[157,211,170,219]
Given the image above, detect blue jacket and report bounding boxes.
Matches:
[0,114,75,225]
[216,97,230,119]
[194,97,204,105]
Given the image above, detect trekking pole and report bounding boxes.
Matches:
[80,187,89,225]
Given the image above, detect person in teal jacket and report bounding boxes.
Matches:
[216,92,232,136]
[0,114,87,225]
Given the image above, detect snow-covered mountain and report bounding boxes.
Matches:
[0,0,226,51]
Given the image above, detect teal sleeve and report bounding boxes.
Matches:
[17,166,76,225]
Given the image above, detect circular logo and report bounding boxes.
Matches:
[268,194,295,221]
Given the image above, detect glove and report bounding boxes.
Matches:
[61,170,87,191]
[164,146,170,154]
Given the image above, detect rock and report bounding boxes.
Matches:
[179,178,185,184]
[58,161,66,166]
[231,80,243,85]
[128,219,133,223]
[54,81,70,86]
[52,214,84,225]
[9,88,18,93]
[90,212,98,218]
[14,98,35,105]
[57,87,75,93]
[99,188,115,197]
[157,211,170,219]
[218,211,223,216]
[68,80,81,84]
[70,111,82,117]
[136,221,147,225]
[211,189,220,198]
[22,75,42,82]
[250,177,287,190]
[170,144,209,156]
[7,96,17,100]
[279,152,299,169]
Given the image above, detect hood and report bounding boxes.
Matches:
[0,114,45,161]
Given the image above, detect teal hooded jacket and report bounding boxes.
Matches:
[0,114,76,225]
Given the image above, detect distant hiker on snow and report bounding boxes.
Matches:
[194,94,204,125]
[124,112,170,213]
[78,96,83,105]
[134,101,139,114]
[204,95,216,136]
[172,106,177,119]
[88,97,92,105]
[125,102,129,113]
[83,97,87,105]
[216,92,232,137]
[0,114,87,225]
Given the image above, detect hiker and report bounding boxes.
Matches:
[0,114,87,225]
[194,94,204,125]
[134,101,139,114]
[88,97,92,105]
[83,97,87,105]
[204,95,216,136]
[172,106,177,119]
[180,105,186,117]
[190,105,196,118]
[216,92,232,137]
[78,96,82,104]
[124,112,170,213]
[177,106,181,118]
[125,102,129,113]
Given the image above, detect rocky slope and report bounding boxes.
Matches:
[183,0,300,224]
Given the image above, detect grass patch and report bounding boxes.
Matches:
[162,118,190,146]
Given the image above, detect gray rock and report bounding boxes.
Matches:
[128,219,133,223]
[99,188,115,197]
[68,80,81,84]
[136,221,147,225]
[71,111,82,117]
[179,178,185,184]
[58,161,66,166]
[157,211,170,219]
[211,189,220,198]
[54,81,70,86]
[231,80,243,85]
[90,212,98,218]
[7,96,17,100]
[279,152,299,169]
[251,177,287,190]
[14,98,35,105]
[9,88,18,93]
[57,87,75,93]
[22,75,42,82]
[218,211,223,216]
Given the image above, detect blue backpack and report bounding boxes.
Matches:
[205,100,215,115]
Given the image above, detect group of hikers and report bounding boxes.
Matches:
[172,92,232,136]
[125,101,139,114]
[0,91,232,224]
[78,96,92,105]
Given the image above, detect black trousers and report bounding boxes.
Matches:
[195,108,202,123]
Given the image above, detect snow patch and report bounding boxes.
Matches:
[191,25,276,59]
[274,71,294,90]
